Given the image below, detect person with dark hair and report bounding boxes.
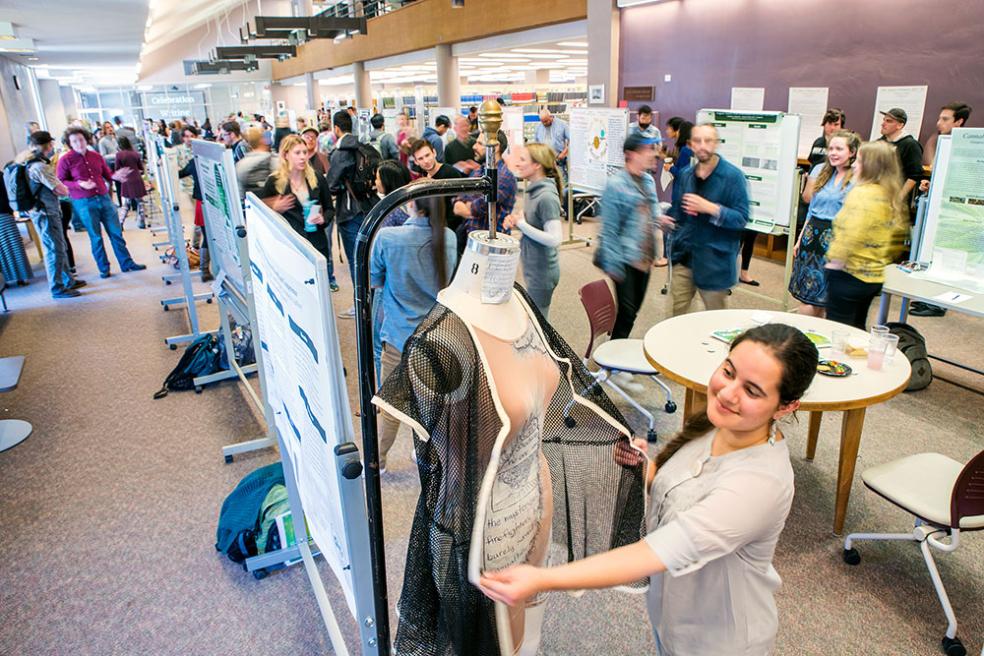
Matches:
[663,117,694,179]
[422,115,451,162]
[219,121,248,162]
[410,139,460,181]
[327,109,372,314]
[629,105,662,144]
[56,126,146,278]
[663,124,749,316]
[480,322,819,656]
[876,107,923,219]
[468,105,479,133]
[807,108,846,168]
[177,129,213,281]
[113,136,147,229]
[301,127,328,175]
[368,113,399,160]
[453,132,516,252]
[371,191,457,472]
[375,160,413,229]
[201,118,214,140]
[17,131,85,298]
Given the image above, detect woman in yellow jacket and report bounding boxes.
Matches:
[824,141,909,329]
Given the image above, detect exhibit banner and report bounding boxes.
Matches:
[788,87,829,160]
[244,196,359,615]
[697,109,802,232]
[912,128,984,292]
[568,107,629,194]
[192,139,246,296]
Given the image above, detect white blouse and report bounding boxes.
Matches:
[644,431,794,656]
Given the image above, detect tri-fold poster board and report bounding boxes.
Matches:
[697,109,801,233]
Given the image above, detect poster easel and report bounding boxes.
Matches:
[184,139,276,460]
[244,194,380,656]
[148,136,213,349]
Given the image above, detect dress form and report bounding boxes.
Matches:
[440,230,558,655]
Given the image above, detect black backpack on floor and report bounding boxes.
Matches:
[886,322,932,391]
[153,334,222,398]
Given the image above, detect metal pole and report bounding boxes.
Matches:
[478,100,503,239]
[352,176,491,655]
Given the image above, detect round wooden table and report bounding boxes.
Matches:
[643,309,911,534]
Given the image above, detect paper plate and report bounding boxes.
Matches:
[817,359,852,377]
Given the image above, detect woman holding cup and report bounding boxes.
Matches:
[258,134,336,269]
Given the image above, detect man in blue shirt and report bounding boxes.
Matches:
[663,124,750,316]
[534,108,570,175]
[628,105,662,145]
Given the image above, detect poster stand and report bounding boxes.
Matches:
[148,136,214,349]
[185,139,276,460]
[244,195,380,656]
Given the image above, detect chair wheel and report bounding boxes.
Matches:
[195,386,203,394]
[164,279,172,285]
[253,568,268,580]
[163,305,169,311]
[224,454,234,464]
[842,548,861,565]
[660,287,668,295]
[169,343,177,350]
[941,636,965,656]
[665,401,677,414]
[647,429,658,443]
[206,298,213,304]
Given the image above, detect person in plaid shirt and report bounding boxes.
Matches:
[452,131,516,255]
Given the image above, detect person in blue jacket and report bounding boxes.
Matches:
[663,124,750,316]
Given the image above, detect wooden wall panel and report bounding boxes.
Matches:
[272,0,587,80]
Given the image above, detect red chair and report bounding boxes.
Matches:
[844,449,984,656]
[578,279,676,443]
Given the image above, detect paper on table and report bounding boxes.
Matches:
[933,291,972,304]
[731,87,765,112]
[788,87,829,159]
[869,85,928,141]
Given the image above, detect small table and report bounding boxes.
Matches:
[643,310,911,534]
[0,356,33,452]
[877,266,984,377]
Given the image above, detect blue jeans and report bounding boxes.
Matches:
[71,194,137,274]
[324,218,337,285]
[30,208,75,295]
[336,214,363,284]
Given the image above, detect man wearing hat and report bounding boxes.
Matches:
[16,131,86,298]
[662,123,750,316]
[596,132,662,339]
[877,107,924,220]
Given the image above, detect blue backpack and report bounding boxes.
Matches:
[215,463,286,567]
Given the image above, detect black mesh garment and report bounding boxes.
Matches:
[373,284,647,656]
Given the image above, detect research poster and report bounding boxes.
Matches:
[731,87,765,112]
[788,87,829,159]
[568,107,628,194]
[192,140,246,295]
[502,107,525,157]
[698,110,801,231]
[913,128,984,292]
[869,85,928,141]
[244,199,358,615]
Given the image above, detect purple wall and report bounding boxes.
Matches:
[618,0,983,144]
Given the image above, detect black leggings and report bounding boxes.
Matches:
[612,266,651,339]
[740,230,757,272]
[826,269,882,330]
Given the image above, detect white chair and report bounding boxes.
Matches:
[843,449,984,656]
[578,280,676,443]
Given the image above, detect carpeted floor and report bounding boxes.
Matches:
[0,211,981,656]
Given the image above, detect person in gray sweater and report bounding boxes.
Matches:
[505,143,564,319]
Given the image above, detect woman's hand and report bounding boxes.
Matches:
[503,211,524,231]
[308,208,325,225]
[479,565,544,607]
[614,438,649,467]
[271,194,295,214]
[453,200,471,218]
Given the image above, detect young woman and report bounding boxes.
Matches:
[375,159,412,228]
[788,130,860,316]
[258,134,335,273]
[824,141,909,330]
[663,117,694,179]
[504,143,564,319]
[480,323,819,656]
[371,193,457,471]
[113,136,148,229]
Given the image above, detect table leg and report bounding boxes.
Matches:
[806,411,822,460]
[876,291,891,326]
[683,389,707,420]
[834,407,866,535]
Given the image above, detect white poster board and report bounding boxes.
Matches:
[697,109,801,232]
[356,108,372,143]
[788,87,829,159]
[382,108,400,136]
[568,107,629,194]
[731,87,765,112]
[911,129,984,292]
[869,85,928,141]
[428,106,456,128]
[244,197,358,615]
[502,107,525,156]
[192,139,246,296]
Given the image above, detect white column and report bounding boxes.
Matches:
[304,72,318,110]
[353,61,372,109]
[435,44,460,109]
[587,0,619,107]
